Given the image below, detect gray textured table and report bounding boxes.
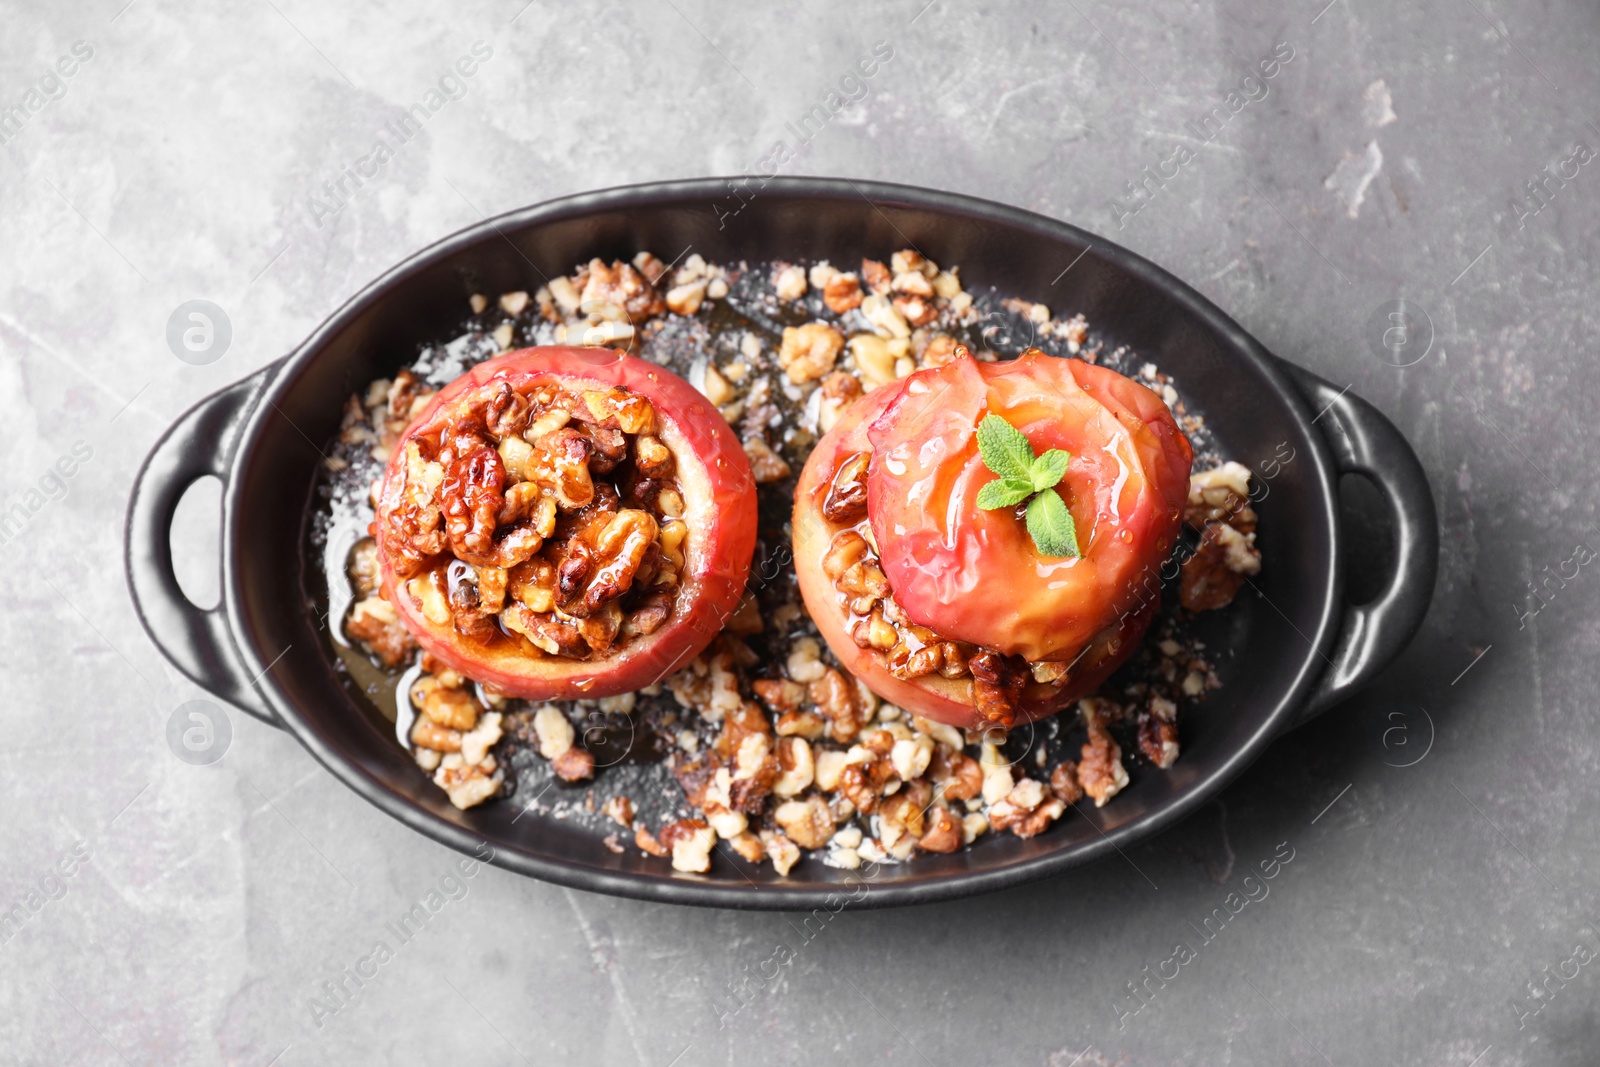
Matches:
[3,1,1594,1063]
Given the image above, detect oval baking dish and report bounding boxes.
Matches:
[125,178,1437,909]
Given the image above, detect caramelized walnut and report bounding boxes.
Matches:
[387,377,690,661]
[483,381,530,438]
[969,650,1027,728]
[570,509,658,617]
[441,448,508,567]
[627,590,674,636]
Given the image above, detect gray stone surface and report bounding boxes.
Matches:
[1,0,1595,1063]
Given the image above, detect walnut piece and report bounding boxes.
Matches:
[918,807,962,853]
[822,272,863,314]
[778,323,845,384]
[1179,522,1261,612]
[773,796,835,850]
[743,436,792,483]
[1077,701,1129,807]
[552,747,596,782]
[659,819,716,873]
[345,595,415,667]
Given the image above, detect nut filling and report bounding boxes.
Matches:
[382,379,688,660]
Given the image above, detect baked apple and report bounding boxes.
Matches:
[374,346,757,700]
[793,346,1193,730]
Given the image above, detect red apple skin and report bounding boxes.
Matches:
[375,346,757,700]
[793,351,1192,730]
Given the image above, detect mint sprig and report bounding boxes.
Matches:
[974,413,1080,558]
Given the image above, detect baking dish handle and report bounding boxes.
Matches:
[125,363,283,726]
[1277,360,1438,724]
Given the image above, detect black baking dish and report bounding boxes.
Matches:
[125,178,1438,909]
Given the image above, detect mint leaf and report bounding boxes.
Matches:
[1029,448,1071,493]
[1025,488,1080,557]
[976,477,1034,510]
[976,414,1035,483]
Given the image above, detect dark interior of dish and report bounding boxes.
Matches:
[224,181,1339,906]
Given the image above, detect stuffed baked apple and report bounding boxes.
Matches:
[793,346,1193,731]
[373,346,757,700]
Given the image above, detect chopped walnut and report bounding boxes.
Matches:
[348,538,382,596]
[700,365,735,406]
[659,819,716,873]
[773,264,807,301]
[860,294,910,339]
[860,258,892,295]
[412,675,479,731]
[847,334,897,390]
[878,789,926,855]
[919,335,959,368]
[822,454,870,525]
[666,280,708,316]
[553,747,595,782]
[458,711,502,766]
[729,831,766,863]
[785,637,827,684]
[762,831,801,876]
[603,795,636,828]
[743,436,792,483]
[918,807,962,853]
[1180,522,1261,611]
[890,249,936,278]
[635,826,670,857]
[809,668,863,743]
[577,258,666,319]
[822,272,864,314]
[969,650,1027,728]
[773,737,815,798]
[817,370,862,432]
[533,705,575,759]
[434,752,502,809]
[1185,461,1256,528]
[778,323,844,384]
[1078,700,1129,807]
[893,293,937,328]
[753,678,806,714]
[1137,695,1180,769]
[989,789,1065,839]
[776,710,826,740]
[345,596,415,667]
[889,735,934,781]
[837,753,896,815]
[1049,761,1084,805]
[773,796,835,850]
[411,716,462,753]
[931,748,983,802]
